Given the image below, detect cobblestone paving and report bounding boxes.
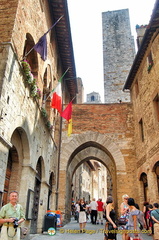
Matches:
[30,218,153,240]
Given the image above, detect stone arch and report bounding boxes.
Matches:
[59,132,127,221]
[2,127,30,204]
[61,132,126,172]
[11,127,30,164]
[23,33,38,79]
[152,161,159,195]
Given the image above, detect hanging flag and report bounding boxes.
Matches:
[24,15,63,61]
[51,82,62,113]
[68,119,72,136]
[61,101,72,121]
[33,34,47,61]
[50,68,69,113]
[61,101,73,136]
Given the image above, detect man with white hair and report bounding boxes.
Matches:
[89,198,98,224]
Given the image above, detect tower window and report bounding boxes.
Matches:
[139,118,144,142]
[91,96,95,101]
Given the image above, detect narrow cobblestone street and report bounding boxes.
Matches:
[29,218,153,240]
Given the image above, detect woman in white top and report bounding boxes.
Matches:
[120,194,129,240]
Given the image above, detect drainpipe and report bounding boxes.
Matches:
[55,115,62,210]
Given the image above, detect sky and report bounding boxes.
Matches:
[67,0,156,102]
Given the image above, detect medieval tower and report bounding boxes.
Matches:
[102,9,135,103]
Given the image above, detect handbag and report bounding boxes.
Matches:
[20,227,29,239]
[118,217,127,225]
[108,223,114,231]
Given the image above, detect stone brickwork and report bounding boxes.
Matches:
[130,32,159,204]
[60,103,137,220]
[0,0,65,233]
[0,43,58,232]
[102,9,135,103]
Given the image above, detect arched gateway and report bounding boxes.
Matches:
[58,131,132,222]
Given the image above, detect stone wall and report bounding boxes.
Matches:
[60,103,137,219]
[0,0,62,232]
[130,32,159,204]
[0,43,58,232]
[102,9,135,103]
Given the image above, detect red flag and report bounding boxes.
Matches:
[51,82,62,113]
[61,101,72,121]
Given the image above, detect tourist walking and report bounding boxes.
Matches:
[97,198,104,225]
[104,196,117,240]
[119,194,129,240]
[89,198,98,224]
[126,198,144,240]
[78,199,86,232]
[150,202,159,240]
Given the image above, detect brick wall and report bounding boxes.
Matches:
[0,0,18,42]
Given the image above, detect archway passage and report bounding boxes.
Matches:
[58,132,131,222]
[2,147,18,205]
[71,159,110,203]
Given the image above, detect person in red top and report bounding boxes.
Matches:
[97,198,104,225]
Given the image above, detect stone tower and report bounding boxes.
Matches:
[102,9,135,103]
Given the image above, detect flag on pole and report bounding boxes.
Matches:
[61,101,73,136]
[51,82,62,113]
[50,68,69,113]
[61,101,72,121]
[25,15,63,61]
[68,119,72,136]
[33,34,47,61]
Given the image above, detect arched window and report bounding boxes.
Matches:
[140,172,148,201]
[23,33,38,80]
[153,161,159,193]
[91,95,95,101]
[42,65,53,120]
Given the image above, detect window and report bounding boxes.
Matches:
[147,51,153,72]
[139,118,144,141]
[91,95,95,101]
[153,93,159,121]
[140,173,148,201]
[154,162,159,194]
[135,80,139,97]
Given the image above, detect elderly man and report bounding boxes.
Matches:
[89,198,98,224]
[0,191,25,240]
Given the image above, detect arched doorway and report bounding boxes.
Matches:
[30,158,42,233]
[2,147,19,205]
[58,133,129,222]
[153,161,159,194]
[2,126,30,206]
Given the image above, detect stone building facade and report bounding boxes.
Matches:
[0,0,77,233]
[123,0,159,205]
[102,9,135,103]
[60,103,136,219]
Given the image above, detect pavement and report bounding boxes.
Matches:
[29,218,154,240]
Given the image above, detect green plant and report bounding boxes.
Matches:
[45,120,53,130]
[147,62,153,72]
[21,61,42,100]
[41,107,48,118]
[21,60,34,84]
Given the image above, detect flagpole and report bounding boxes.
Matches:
[22,15,63,60]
